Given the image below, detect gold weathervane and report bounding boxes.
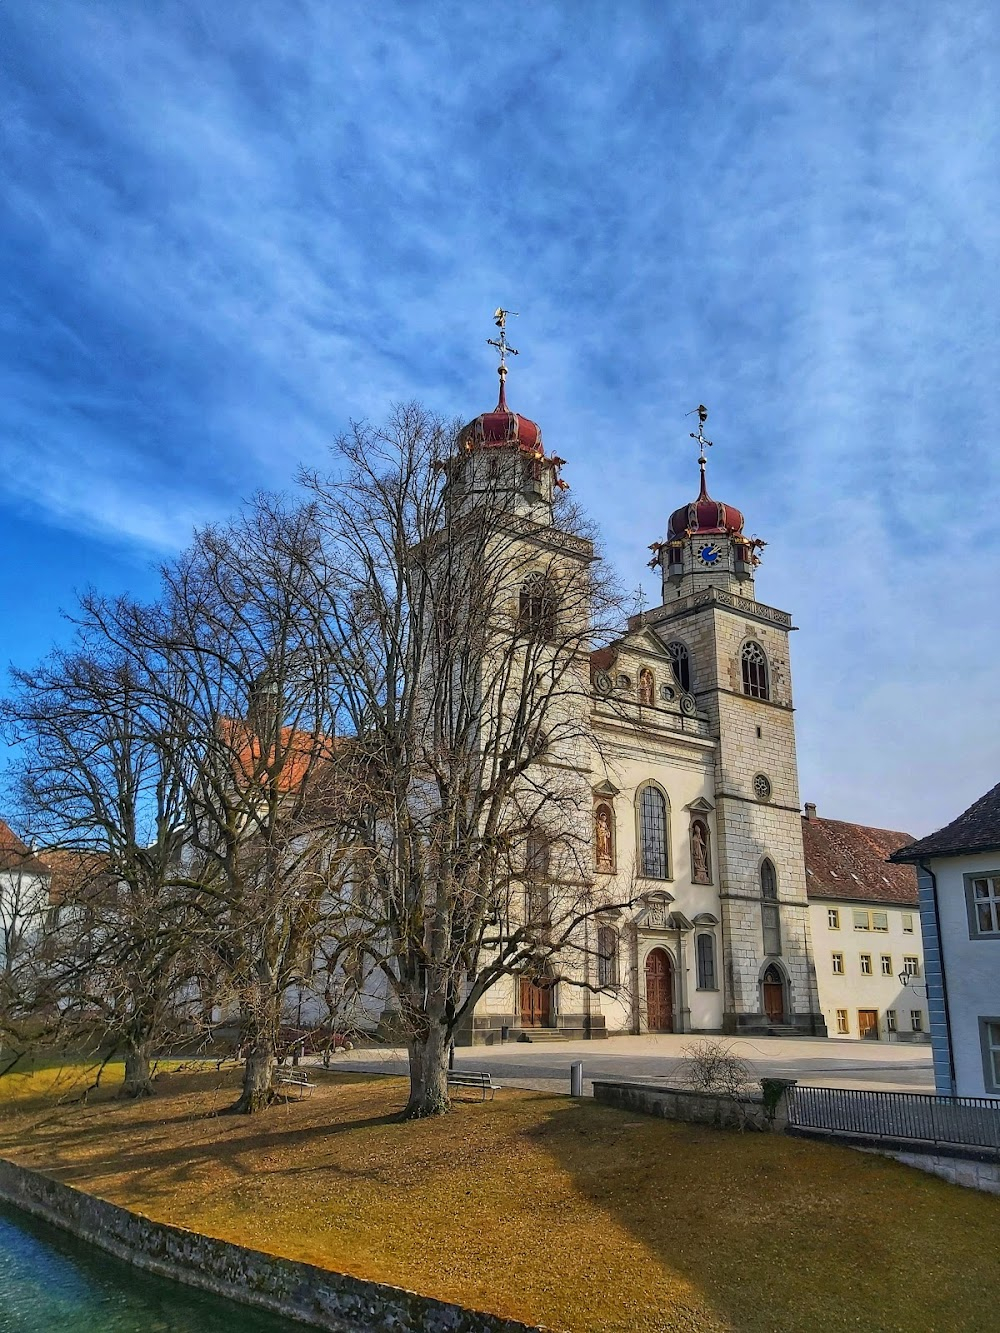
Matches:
[487,307,519,388]
[686,403,712,488]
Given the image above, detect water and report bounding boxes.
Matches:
[0,1200,300,1332]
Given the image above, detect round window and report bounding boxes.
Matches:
[753,773,772,801]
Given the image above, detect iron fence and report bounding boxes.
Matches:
[786,1084,1000,1150]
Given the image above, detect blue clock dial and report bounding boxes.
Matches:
[698,543,722,566]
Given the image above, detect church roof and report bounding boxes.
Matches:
[888,781,1000,864]
[802,807,918,906]
[457,379,544,455]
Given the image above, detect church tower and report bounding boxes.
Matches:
[644,409,825,1036]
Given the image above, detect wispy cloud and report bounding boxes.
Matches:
[1,1,998,830]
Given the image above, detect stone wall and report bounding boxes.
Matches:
[0,1157,541,1333]
[591,1079,790,1133]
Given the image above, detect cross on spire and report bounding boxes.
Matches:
[687,403,713,498]
[487,307,519,408]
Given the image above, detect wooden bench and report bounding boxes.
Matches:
[271,1068,315,1099]
[447,1070,501,1101]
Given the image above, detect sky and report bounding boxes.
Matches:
[1,0,998,836]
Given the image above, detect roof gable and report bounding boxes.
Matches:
[888,781,1000,864]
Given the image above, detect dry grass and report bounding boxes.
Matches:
[1,1063,998,1332]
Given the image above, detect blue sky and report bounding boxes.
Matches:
[2,1,998,834]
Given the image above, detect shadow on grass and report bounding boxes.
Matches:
[537,1095,1000,1333]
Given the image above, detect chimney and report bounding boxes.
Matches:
[804,802,817,822]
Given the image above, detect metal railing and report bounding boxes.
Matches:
[786,1084,1000,1150]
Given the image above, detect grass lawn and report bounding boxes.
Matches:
[1,1064,997,1332]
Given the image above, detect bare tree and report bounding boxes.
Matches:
[2,641,201,1097]
[134,499,357,1113]
[304,403,635,1117]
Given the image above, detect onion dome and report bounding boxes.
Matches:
[457,377,544,454]
[667,468,744,540]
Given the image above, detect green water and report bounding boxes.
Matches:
[0,1200,300,1331]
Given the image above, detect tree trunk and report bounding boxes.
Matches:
[120,1040,154,1098]
[403,1022,451,1119]
[225,1044,275,1114]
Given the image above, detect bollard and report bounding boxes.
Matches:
[570,1060,583,1098]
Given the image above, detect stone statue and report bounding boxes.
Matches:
[595,804,614,870]
[691,821,709,883]
[639,668,654,706]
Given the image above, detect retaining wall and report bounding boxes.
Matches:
[591,1079,788,1132]
[0,1157,542,1332]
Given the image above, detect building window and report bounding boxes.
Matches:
[872,911,888,932]
[881,954,893,976]
[690,819,711,884]
[853,909,870,931]
[966,873,1000,937]
[525,831,551,928]
[518,572,556,640]
[902,913,914,933]
[979,1019,1000,1092]
[638,667,655,706]
[832,952,844,974]
[903,955,920,977]
[886,1009,897,1033]
[667,641,691,692]
[525,830,550,878]
[638,785,669,880]
[616,674,632,691]
[910,1010,924,1032]
[696,932,717,990]
[828,908,840,930]
[860,954,872,975]
[741,641,769,700]
[594,803,615,872]
[761,859,781,956]
[752,773,772,801]
[836,1009,849,1034]
[597,926,619,987]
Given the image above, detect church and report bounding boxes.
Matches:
[442,316,828,1044]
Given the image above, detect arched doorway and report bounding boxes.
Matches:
[520,976,553,1027]
[645,948,674,1032]
[762,964,785,1024]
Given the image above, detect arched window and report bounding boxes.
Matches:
[690,819,711,884]
[667,641,691,693]
[518,572,556,641]
[525,831,551,930]
[597,926,619,987]
[638,667,655,706]
[741,641,769,699]
[594,802,615,872]
[761,858,781,955]
[638,785,669,879]
[696,933,716,990]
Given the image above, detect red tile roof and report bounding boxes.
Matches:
[0,819,51,875]
[802,810,918,906]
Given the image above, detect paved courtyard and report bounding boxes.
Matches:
[330,1032,934,1096]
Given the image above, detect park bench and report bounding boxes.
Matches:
[271,1068,315,1099]
[447,1070,501,1101]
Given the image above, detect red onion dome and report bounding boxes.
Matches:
[457,379,543,454]
[667,472,744,540]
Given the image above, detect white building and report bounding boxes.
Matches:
[801,804,927,1042]
[0,819,51,979]
[889,782,1000,1097]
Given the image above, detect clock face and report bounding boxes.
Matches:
[698,542,723,566]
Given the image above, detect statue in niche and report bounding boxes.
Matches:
[595,803,614,871]
[638,667,655,707]
[691,820,711,884]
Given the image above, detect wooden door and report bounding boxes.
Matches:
[645,948,674,1032]
[762,965,784,1024]
[520,978,551,1027]
[858,1009,879,1041]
